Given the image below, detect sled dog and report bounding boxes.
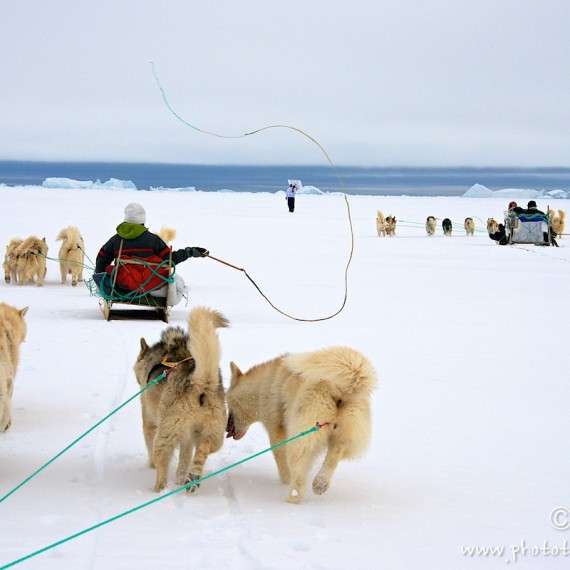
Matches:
[464,217,475,236]
[133,306,229,493]
[226,346,377,504]
[0,303,29,432]
[442,218,453,237]
[385,215,397,236]
[3,238,23,284]
[56,226,85,286]
[15,236,48,286]
[487,218,499,235]
[376,210,388,236]
[549,209,565,239]
[425,216,436,236]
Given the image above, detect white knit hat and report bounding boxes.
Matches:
[124,202,146,224]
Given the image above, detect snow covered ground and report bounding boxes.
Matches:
[1,184,569,569]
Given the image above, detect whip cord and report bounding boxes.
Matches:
[150,62,354,322]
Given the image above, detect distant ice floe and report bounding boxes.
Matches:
[42,177,137,190]
[463,183,569,200]
[275,185,326,196]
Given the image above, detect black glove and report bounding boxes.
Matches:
[185,246,209,258]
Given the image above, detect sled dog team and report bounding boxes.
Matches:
[376,210,474,237]
[3,226,85,287]
[377,209,565,238]
[1,301,377,504]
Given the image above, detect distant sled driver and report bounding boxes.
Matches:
[93,203,208,305]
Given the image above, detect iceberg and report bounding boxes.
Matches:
[42,177,137,190]
[462,183,569,200]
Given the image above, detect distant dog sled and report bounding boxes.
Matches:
[506,209,552,245]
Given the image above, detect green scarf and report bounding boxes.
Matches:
[116,222,148,240]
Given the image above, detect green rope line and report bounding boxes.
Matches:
[79,245,96,271]
[36,252,95,271]
[91,259,175,301]
[395,219,487,234]
[0,373,168,505]
[0,424,319,570]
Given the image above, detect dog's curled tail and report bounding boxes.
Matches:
[55,226,82,243]
[187,306,229,384]
[283,346,377,396]
[157,226,177,244]
[558,210,566,222]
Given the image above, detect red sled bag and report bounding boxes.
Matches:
[106,255,170,293]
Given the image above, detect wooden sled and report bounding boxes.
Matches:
[102,255,172,323]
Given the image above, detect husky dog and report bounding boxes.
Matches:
[226,346,377,504]
[133,306,229,493]
[549,209,565,239]
[425,216,436,236]
[385,215,397,236]
[442,218,453,236]
[0,303,29,432]
[3,238,23,284]
[376,210,388,236]
[464,217,475,236]
[56,226,85,286]
[487,218,499,235]
[14,236,48,286]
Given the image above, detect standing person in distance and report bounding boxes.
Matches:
[286,182,297,213]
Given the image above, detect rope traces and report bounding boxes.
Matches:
[0,371,169,505]
[150,62,354,321]
[0,424,320,570]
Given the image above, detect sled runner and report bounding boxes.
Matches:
[506,209,553,246]
[100,254,173,323]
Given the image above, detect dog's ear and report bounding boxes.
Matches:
[139,338,149,353]
[229,361,242,382]
[19,306,29,317]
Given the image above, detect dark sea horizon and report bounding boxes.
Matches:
[1,160,570,197]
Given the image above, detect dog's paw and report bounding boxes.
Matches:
[312,476,330,495]
[153,481,167,493]
[286,488,302,504]
[185,473,201,493]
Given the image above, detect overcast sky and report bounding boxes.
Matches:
[1,1,569,167]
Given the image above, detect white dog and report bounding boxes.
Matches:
[56,226,85,286]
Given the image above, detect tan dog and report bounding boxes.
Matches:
[0,303,29,432]
[3,238,23,284]
[487,218,499,235]
[376,210,388,236]
[56,226,85,286]
[464,217,475,236]
[15,236,48,286]
[549,209,565,239]
[133,306,229,493]
[385,215,397,236]
[226,346,377,504]
[425,216,436,236]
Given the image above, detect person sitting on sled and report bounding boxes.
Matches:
[93,202,208,305]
